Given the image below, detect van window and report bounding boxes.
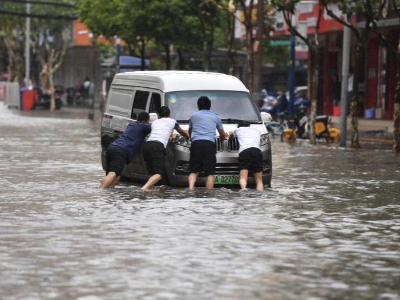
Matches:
[131,90,150,118]
[107,88,134,117]
[149,93,161,113]
[166,91,261,122]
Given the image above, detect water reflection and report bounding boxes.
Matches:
[0,104,399,300]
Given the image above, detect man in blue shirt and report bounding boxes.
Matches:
[100,112,151,189]
[188,96,227,190]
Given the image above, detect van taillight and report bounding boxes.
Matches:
[103,114,113,119]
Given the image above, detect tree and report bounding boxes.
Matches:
[366,0,400,153]
[34,26,70,111]
[0,0,75,111]
[209,0,263,91]
[192,0,220,71]
[79,0,204,71]
[322,0,379,148]
[270,0,324,145]
[0,2,26,84]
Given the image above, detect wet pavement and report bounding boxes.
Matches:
[1,103,400,300]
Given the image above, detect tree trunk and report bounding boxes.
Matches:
[309,46,319,144]
[350,43,363,148]
[226,12,235,75]
[49,69,56,111]
[140,38,146,71]
[163,43,171,70]
[177,48,185,70]
[393,37,400,153]
[203,40,210,72]
[246,26,254,92]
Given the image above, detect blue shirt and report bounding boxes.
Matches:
[189,110,223,143]
[112,121,151,161]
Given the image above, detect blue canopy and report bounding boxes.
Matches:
[119,56,149,67]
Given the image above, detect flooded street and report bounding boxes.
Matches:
[1,104,400,300]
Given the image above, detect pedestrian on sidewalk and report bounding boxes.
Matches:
[188,96,227,191]
[229,121,264,192]
[141,106,189,191]
[100,112,151,189]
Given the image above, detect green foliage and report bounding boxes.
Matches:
[270,0,301,14]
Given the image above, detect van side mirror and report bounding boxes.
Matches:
[149,113,158,124]
[261,112,272,124]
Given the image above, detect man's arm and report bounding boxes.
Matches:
[218,128,228,140]
[174,122,189,139]
[216,117,227,140]
[177,127,189,139]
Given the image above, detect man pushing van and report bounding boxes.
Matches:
[141,106,189,191]
[188,96,227,190]
[229,121,264,191]
[100,112,151,189]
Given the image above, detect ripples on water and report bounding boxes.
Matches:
[0,103,399,300]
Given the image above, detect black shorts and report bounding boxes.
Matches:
[189,140,216,176]
[238,147,263,173]
[143,141,166,176]
[106,145,129,176]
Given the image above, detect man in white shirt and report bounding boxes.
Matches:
[141,106,189,191]
[229,121,264,191]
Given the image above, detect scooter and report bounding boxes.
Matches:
[281,105,340,143]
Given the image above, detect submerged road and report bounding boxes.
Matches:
[0,104,399,300]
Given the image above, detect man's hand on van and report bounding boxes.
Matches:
[218,129,228,140]
[170,132,177,141]
[177,128,190,140]
[228,131,235,139]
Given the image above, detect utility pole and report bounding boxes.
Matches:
[25,2,31,87]
[288,33,296,128]
[253,0,264,106]
[339,14,351,148]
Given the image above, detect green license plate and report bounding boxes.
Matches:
[214,175,240,185]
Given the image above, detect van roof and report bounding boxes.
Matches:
[113,71,249,93]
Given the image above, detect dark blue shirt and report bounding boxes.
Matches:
[112,121,151,161]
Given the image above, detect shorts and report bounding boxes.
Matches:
[106,145,129,176]
[189,140,216,176]
[143,141,166,176]
[238,147,263,173]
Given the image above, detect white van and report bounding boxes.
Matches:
[101,71,272,187]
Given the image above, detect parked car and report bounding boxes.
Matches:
[101,71,273,187]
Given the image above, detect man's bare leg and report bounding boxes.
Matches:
[205,175,214,190]
[100,172,117,189]
[188,173,198,191]
[109,176,121,188]
[253,172,264,192]
[141,174,162,191]
[239,169,248,190]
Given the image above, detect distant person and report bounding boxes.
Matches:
[83,76,92,104]
[229,121,264,192]
[100,112,151,189]
[188,96,227,191]
[141,106,189,191]
[347,70,354,114]
[332,74,341,106]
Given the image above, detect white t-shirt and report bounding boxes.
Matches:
[234,127,262,153]
[147,118,180,148]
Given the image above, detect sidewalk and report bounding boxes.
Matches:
[19,106,103,122]
[330,116,394,144]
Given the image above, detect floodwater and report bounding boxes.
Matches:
[0,103,399,300]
